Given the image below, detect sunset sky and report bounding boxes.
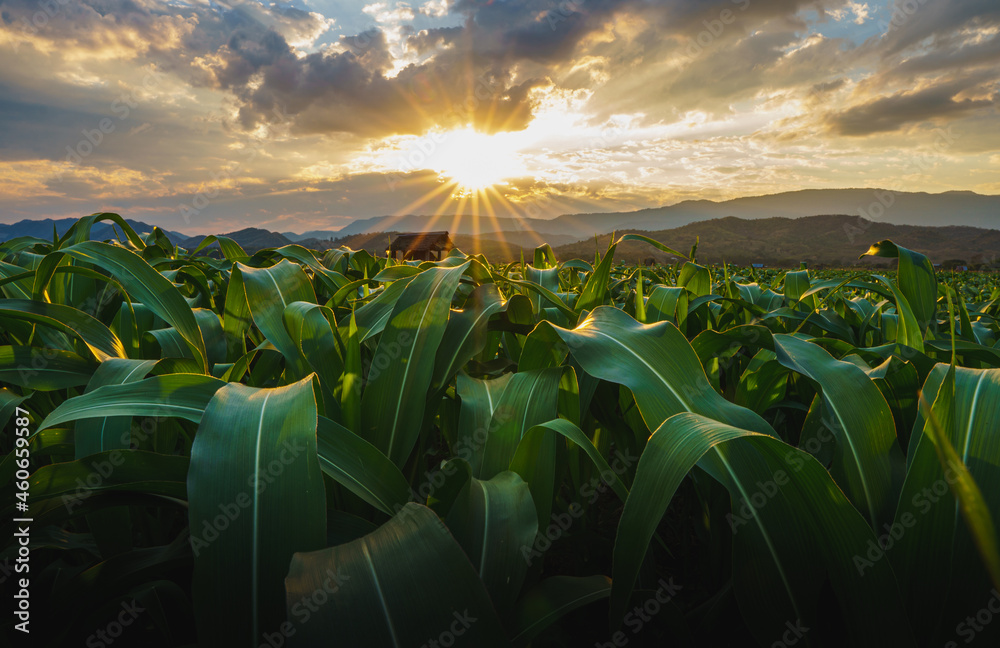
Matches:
[1,0,998,234]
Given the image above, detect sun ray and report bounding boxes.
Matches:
[478,186,513,260]
[479,186,550,256]
[392,179,455,219]
[371,123,532,258]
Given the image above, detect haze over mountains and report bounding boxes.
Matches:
[565,215,1000,267]
[0,217,188,244]
[2,189,998,266]
[283,189,1000,241]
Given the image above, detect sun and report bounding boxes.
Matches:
[428,128,524,192]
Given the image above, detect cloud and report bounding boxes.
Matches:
[828,1,870,25]
[1,0,999,231]
[825,76,997,135]
[878,0,1000,57]
[888,30,1000,81]
[0,0,901,143]
[811,78,847,93]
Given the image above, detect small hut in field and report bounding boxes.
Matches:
[387,231,454,261]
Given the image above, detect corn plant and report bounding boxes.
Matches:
[2,215,1000,646]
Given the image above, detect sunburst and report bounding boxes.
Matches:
[427,128,524,193]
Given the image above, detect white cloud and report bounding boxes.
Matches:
[419,0,448,18]
[830,2,871,25]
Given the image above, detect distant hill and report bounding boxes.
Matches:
[322,189,1000,240]
[546,189,1000,236]
[320,231,537,260]
[333,214,561,237]
[179,228,293,251]
[0,217,188,244]
[283,230,343,242]
[296,215,1000,267]
[552,214,1000,267]
[3,189,998,259]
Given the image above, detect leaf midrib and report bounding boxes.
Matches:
[363,542,401,647]
[386,269,452,460]
[99,361,153,450]
[251,391,273,643]
[955,371,989,528]
[586,327,689,416]
[713,448,801,621]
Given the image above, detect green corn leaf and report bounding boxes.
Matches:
[188,376,326,646]
[552,306,772,435]
[478,368,562,479]
[57,241,209,371]
[612,412,912,647]
[234,260,317,378]
[861,240,937,333]
[772,334,904,531]
[576,243,616,314]
[645,285,687,325]
[431,283,506,395]
[185,234,248,260]
[615,233,689,261]
[74,358,158,459]
[27,450,189,511]
[512,418,631,534]
[444,469,538,617]
[510,575,612,646]
[0,299,126,361]
[0,345,96,390]
[341,311,362,433]
[873,275,925,352]
[888,366,1000,643]
[283,301,344,419]
[316,415,410,516]
[456,372,513,476]
[284,503,508,648]
[362,262,470,466]
[37,373,227,431]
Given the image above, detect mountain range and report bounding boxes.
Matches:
[177,228,295,251]
[2,189,998,266]
[318,214,1000,267]
[281,189,1000,240]
[558,215,1000,267]
[0,217,188,244]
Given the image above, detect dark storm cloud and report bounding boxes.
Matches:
[824,76,997,136]
[0,0,554,138]
[481,0,633,63]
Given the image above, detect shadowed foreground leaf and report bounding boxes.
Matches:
[284,503,508,648]
[188,376,326,646]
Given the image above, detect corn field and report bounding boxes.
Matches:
[3,213,1000,647]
